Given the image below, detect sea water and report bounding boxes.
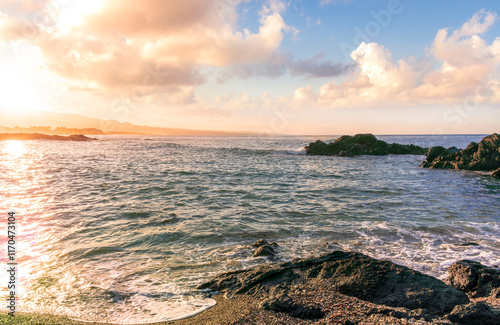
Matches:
[1,135,499,323]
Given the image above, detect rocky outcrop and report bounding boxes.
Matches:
[305,134,427,156]
[251,239,279,258]
[447,260,500,298]
[199,251,469,319]
[0,133,97,141]
[421,133,500,174]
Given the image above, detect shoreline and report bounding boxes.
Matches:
[2,296,498,325]
[2,251,498,325]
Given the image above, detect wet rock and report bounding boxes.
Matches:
[459,242,480,247]
[421,133,500,171]
[253,245,277,258]
[251,239,278,248]
[251,239,279,258]
[492,168,500,179]
[251,239,270,247]
[305,133,427,156]
[445,302,499,325]
[199,251,469,317]
[447,260,500,298]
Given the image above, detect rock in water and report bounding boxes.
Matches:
[447,260,500,298]
[492,168,500,179]
[305,133,427,156]
[421,133,500,171]
[251,239,279,258]
[251,239,270,247]
[199,251,469,317]
[253,245,276,258]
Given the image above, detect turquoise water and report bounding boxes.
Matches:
[1,135,499,323]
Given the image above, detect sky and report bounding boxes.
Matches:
[0,0,499,135]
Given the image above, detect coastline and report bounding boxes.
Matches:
[2,296,498,325]
[0,133,96,141]
[3,251,499,325]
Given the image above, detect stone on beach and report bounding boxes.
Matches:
[445,301,499,325]
[447,260,500,298]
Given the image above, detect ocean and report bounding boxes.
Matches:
[1,134,499,324]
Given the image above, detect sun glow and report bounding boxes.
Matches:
[0,67,39,113]
[58,0,105,30]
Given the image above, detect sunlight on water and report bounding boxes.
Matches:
[0,135,499,323]
[0,140,56,318]
[4,140,27,157]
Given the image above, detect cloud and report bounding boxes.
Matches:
[219,52,355,81]
[294,10,500,108]
[0,0,51,15]
[320,0,353,7]
[0,12,40,41]
[294,85,317,105]
[289,54,356,78]
[36,34,205,88]
[0,0,288,91]
[218,52,289,80]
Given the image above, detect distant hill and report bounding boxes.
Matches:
[0,126,107,135]
[0,110,254,136]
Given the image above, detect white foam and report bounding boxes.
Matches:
[287,147,306,155]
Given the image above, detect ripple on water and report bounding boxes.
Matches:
[0,135,498,323]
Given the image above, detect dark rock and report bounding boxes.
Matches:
[199,251,469,316]
[421,133,500,171]
[305,133,427,157]
[447,260,500,298]
[251,239,278,248]
[492,168,500,179]
[251,239,270,247]
[253,245,277,258]
[459,242,480,247]
[197,265,296,298]
[292,252,469,315]
[445,302,499,325]
[251,239,279,258]
[425,146,448,163]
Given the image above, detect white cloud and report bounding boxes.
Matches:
[294,10,500,109]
